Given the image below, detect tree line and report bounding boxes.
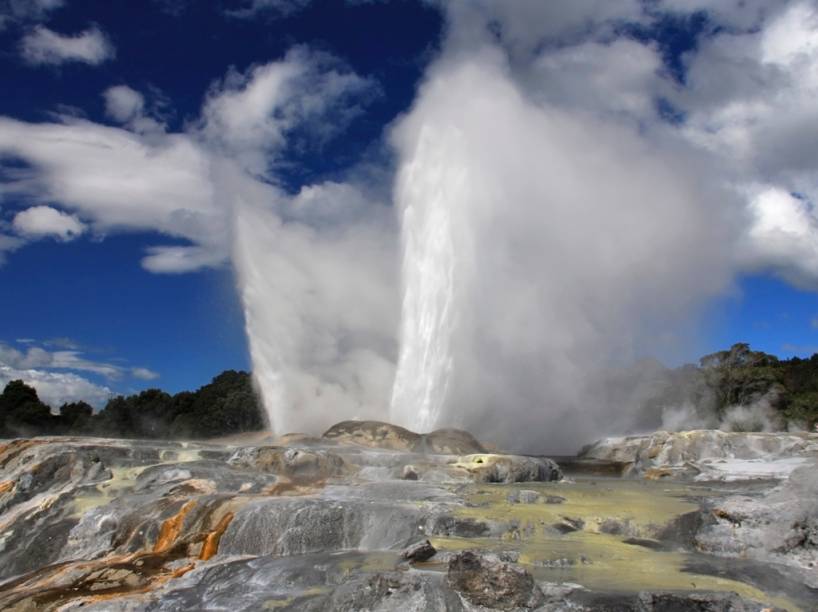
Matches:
[0,370,265,439]
[3,343,818,440]
[637,343,818,431]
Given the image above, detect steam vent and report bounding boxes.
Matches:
[0,422,816,610]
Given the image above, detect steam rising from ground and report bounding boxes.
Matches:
[231,177,398,434]
[388,45,734,451]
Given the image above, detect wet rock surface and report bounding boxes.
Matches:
[401,539,437,563]
[580,430,818,481]
[447,550,546,610]
[0,424,813,611]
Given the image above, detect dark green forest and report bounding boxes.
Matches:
[0,370,265,439]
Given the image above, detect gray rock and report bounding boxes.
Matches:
[446,551,545,610]
[227,446,348,480]
[636,591,782,611]
[459,454,562,483]
[402,464,419,480]
[401,539,436,563]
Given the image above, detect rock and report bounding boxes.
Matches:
[422,428,486,454]
[227,446,348,480]
[327,571,466,611]
[0,428,809,611]
[636,591,781,611]
[401,539,436,563]
[519,490,541,503]
[553,516,585,534]
[446,551,545,610]
[692,459,818,588]
[580,430,818,481]
[429,515,492,538]
[322,420,487,455]
[401,465,419,480]
[456,454,562,483]
[322,420,421,451]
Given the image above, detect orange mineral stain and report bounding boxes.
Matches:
[0,480,15,494]
[153,500,196,553]
[199,511,234,561]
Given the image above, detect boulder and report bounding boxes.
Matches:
[447,551,545,610]
[456,454,562,483]
[322,421,421,451]
[422,428,485,454]
[321,420,488,455]
[401,539,436,563]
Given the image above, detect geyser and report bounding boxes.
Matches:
[386,43,735,451]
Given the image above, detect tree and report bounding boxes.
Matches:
[0,380,54,436]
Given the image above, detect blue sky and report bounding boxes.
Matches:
[1,0,818,414]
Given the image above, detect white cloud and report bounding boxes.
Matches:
[13,205,86,241]
[103,85,166,134]
[0,343,121,378]
[20,25,115,66]
[103,85,145,123]
[0,49,374,273]
[0,366,112,409]
[0,0,64,24]
[224,0,311,18]
[740,187,818,288]
[131,367,160,381]
[0,341,159,384]
[0,116,225,273]
[656,0,790,30]
[525,38,666,119]
[200,47,377,176]
[669,1,818,287]
[0,233,25,265]
[444,0,645,55]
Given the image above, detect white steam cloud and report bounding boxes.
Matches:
[388,43,734,450]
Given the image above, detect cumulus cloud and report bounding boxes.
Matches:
[0,49,376,274]
[104,85,145,123]
[0,342,121,379]
[20,25,115,66]
[0,341,158,407]
[0,341,158,381]
[103,85,166,134]
[0,366,112,409]
[12,205,86,241]
[200,47,377,176]
[131,367,160,381]
[668,1,818,287]
[0,116,225,272]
